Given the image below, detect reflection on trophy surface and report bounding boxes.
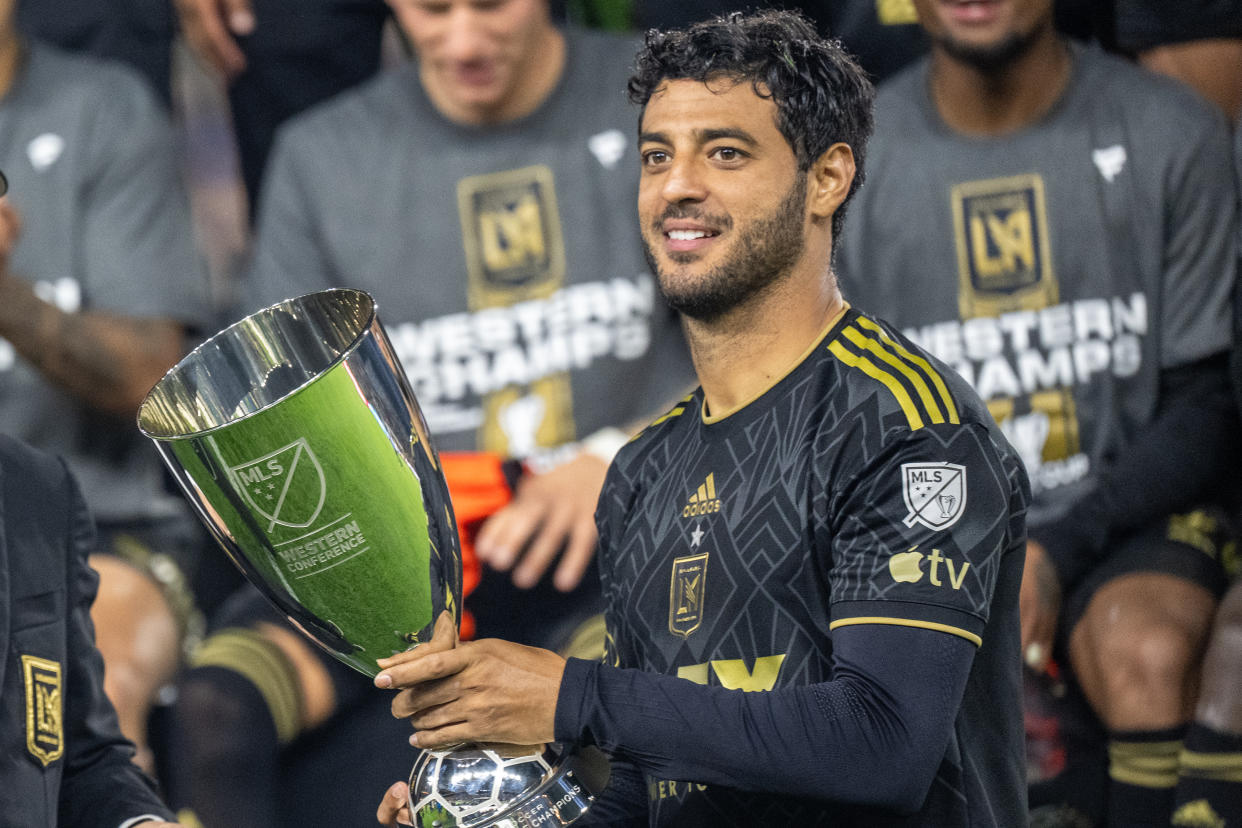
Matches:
[138,289,606,827]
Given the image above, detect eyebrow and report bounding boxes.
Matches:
[638,127,761,147]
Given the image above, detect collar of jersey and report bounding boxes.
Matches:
[701,302,851,424]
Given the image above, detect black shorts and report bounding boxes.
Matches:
[1063,507,1238,636]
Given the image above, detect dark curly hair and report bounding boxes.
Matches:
[628,10,875,247]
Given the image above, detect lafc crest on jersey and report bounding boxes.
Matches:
[669,552,708,638]
[951,174,1058,317]
[23,655,63,766]
[902,462,967,530]
[457,165,566,308]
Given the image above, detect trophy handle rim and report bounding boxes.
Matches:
[137,287,379,442]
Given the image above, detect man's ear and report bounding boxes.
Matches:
[808,143,856,220]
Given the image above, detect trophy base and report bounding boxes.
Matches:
[410,744,610,828]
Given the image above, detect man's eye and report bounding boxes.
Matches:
[713,147,742,161]
[642,151,669,166]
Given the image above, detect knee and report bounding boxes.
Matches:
[1102,624,1202,700]
[174,667,279,765]
[1073,583,1214,727]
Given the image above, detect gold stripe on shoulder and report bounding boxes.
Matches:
[842,325,945,424]
[827,339,925,430]
[645,393,695,431]
[854,316,960,424]
[829,616,982,647]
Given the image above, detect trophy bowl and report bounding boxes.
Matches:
[137,288,606,825]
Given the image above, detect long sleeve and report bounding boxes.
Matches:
[53,460,176,828]
[557,622,978,815]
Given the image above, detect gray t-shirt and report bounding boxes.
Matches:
[0,42,210,522]
[837,44,1237,530]
[247,28,693,457]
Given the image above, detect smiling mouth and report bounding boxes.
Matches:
[667,229,719,241]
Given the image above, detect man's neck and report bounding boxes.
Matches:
[688,266,844,420]
[929,32,1072,136]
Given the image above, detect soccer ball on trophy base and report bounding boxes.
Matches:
[137,288,607,826]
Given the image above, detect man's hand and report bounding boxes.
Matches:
[173,0,255,79]
[374,612,566,749]
[1020,539,1063,672]
[475,452,607,592]
[376,781,412,826]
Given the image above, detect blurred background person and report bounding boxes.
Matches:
[0,0,213,779]
[162,0,693,825]
[836,1,1239,826]
[0,431,184,828]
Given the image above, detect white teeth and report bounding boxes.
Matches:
[668,230,710,240]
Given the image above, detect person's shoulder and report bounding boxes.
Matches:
[23,40,163,119]
[0,434,72,504]
[612,391,699,471]
[1075,45,1225,134]
[872,57,931,117]
[827,309,995,436]
[276,63,423,155]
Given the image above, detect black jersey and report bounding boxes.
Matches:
[572,308,1029,826]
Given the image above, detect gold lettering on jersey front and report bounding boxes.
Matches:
[648,779,709,802]
[676,655,786,692]
[877,0,918,25]
[22,655,63,766]
[669,552,708,638]
[952,174,1058,318]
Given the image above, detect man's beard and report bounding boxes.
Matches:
[643,176,807,323]
[936,27,1040,73]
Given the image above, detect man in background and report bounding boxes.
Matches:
[167,0,693,825]
[0,421,183,827]
[837,0,1239,824]
[0,0,212,778]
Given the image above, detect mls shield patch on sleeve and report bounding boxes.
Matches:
[902,462,967,530]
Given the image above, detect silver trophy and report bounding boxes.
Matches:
[137,288,607,826]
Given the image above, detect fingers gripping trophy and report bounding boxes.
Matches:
[138,289,607,827]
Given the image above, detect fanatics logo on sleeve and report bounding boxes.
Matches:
[901,462,967,530]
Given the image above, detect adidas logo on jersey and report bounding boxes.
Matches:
[682,473,722,518]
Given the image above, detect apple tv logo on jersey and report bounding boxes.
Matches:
[888,546,971,590]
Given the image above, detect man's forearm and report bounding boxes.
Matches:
[556,624,976,814]
[0,275,186,415]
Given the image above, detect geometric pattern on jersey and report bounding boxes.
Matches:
[596,307,1030,826]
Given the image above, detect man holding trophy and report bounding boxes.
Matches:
[365,11,1030,827]
[139,9,1028,828]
